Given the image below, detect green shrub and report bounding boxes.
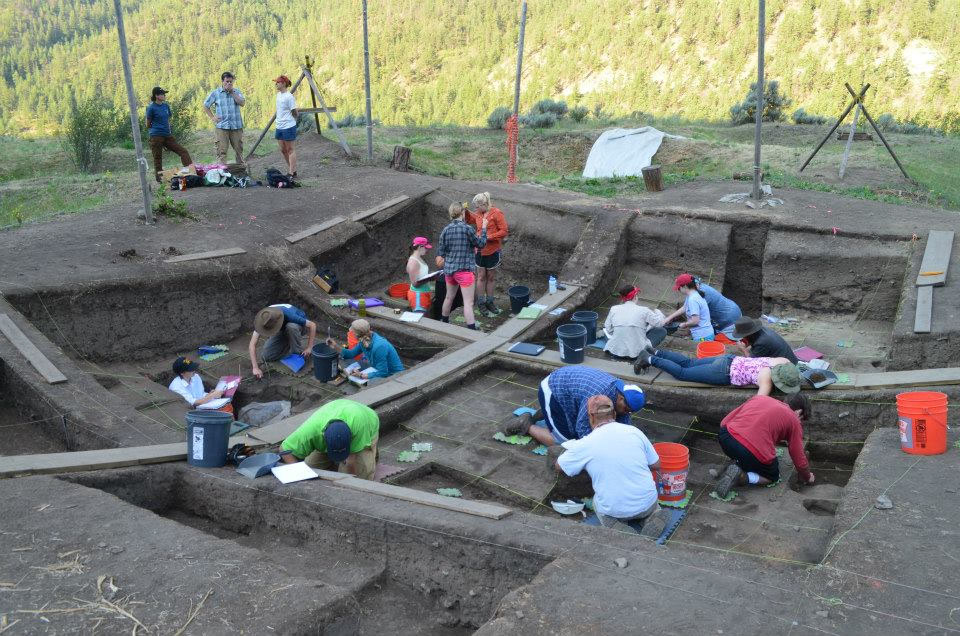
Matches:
[729,80,792,124]
[331,113,380,128]
[153,184,196,221]
[519,112,557,128]
[791,108,828,125]
[487,106,513,130]
[569,105,589,122]
[112,98,199,148]
[874,113,942,136]
[530,99,568,118]
[61,94,115,172]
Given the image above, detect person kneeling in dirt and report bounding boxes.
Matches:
[713,393,815,498]
[327,319,403,384]
[602,285,668,360]
[249,304,318,379]
[553,396,668,535]
[279,399,380,480]
[502,366,646,447]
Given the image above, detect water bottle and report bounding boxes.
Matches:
[358,298,367,317]
[548,276,557,295]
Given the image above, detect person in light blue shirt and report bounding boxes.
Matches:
[329,319,404,383]
[664,273,714,341]
[145,86,192,182]
[697,280,742,339]
[203,71,246,166]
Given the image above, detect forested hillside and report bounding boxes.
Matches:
[1,0,958,134]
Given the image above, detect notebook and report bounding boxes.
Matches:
[416,270,443,284]
[215,375,242,397]
[508,342,546,356]
[345,362,379,385]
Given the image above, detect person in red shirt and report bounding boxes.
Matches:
[714,393,815,497]
[465,192,509,317]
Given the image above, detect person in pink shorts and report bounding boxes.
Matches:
[436,203,487,329]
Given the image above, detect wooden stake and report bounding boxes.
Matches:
[838,96,861,180]
[302,68,353,157]
[799,84,870,172]
[304,56,323,135]
[245,72,305,162]
[844,82,911,181]
[641,165,663,192]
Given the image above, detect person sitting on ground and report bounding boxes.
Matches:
[279,399,380,480]
[168,356,232,413]
[714,393,815,497]
[554,395,664,533]
[328,319,403,383]
[731,316,798,363]
[464,192,509,318]
[635,347,800,397]
[406,236,434,313]
[693,276,742,341]
[502,366,647,447]
[663,273,714,342]
[437,203,487,329]
[146,86,193,183]
[602,285,667,360]
[249,304,318,379]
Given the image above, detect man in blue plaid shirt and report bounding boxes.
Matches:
[503,366,646,447]
[203,71,246,167]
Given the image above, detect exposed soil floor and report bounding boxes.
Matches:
[0,403,69,456]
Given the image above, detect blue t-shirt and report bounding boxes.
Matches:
[146,102,171,137]
[270,303,308,328]
[698,282,741,330]
[684,292,714,341]
[340,332,404,379]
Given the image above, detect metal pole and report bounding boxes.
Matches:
[112,0,153,223]
[362,0,374,163]
[752,0,765,201]
[513,1,528,116]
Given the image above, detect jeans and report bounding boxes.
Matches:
[584,500,660,534]
[718,428,780,481]
[651,351,733,385]
[261,323,304,362]
[646,326,668,347]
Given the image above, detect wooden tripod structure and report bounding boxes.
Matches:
[799,82,911,182]
[246,66,353,162]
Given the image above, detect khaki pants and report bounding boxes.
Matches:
[214,128,244,166]
[149,135,192,176]
[305,434,378,481]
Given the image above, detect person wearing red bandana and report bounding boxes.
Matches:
[603,284,667,360]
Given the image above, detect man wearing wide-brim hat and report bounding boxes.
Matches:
[248,304,317,378]
[731,316,798,364]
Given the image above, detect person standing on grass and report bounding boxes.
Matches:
[464,192,509,317]
[273,75,299,178]
[437,203,487,330]
[203,71,246,167]
[146,87,193,183]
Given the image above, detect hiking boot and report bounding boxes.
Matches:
[633,350,652,374]
[484,300,502,316]
[644,344,657,356]
[502,413,534,436]
[638,507,671,539]
[714,463,742,499]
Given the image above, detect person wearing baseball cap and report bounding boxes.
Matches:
[248,304,317,379]
[279,399,381,480]
[502,366,646,447]
[406,236,435,312]
[273,75,299,178]
[662,273,714,342]
[167,356,232,412]
[146,86,193,183]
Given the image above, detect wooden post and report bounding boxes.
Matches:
[362,0,374,163]
[302,67,353,157]
[246,72,305,162]
[751,0,765,201]
[844,82,911,181]
[391,145,411,171]
[641,165,664,192]
[112,0,153,223]
[799,84,870,172]
[838,98,861,179]
[304,56,323,135]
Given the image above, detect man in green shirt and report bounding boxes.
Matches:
[280,400,380,480]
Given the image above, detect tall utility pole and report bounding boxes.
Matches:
[362,0,374,163]
[512,1,528,116]
[752,0,765,201]
[113,0,153,223]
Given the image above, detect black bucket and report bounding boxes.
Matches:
[312,343,339,382]
[556,323,587,364]
[571,310,599,345]
[508,285,531,314]
[185,410,233,467]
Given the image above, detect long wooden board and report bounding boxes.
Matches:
[285,215,346,244]
[916,230,954,287]
[854,367,960,389]
[297,107,337,114]
[350,196,410,223]
[0,314,67,384]
[914,285,933,333]
[366,306,484,342]
[164,247,247,264]
[338,475,512,520]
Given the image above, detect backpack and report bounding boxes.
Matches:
[313,266,339,293]
[266,168,294,188]
[170,174,205,189]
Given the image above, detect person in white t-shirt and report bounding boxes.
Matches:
[273,75,299,178]
[167,356,232,413]
[555,395,664,533]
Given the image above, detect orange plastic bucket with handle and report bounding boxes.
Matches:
[696,341,726,359]
[896,391,948,455]
[653,442,690,502]
[388,282,410,299]
[714,332,736,345]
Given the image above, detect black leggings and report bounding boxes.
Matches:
[718,428,780,482]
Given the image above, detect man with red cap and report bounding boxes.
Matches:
[603,284,667,359]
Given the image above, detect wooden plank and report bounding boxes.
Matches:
[916,230,954,287]
[393,338,508,388]
[350,195,410,223]
[338,476,512,520]
[0,314,67,384]
[164,247,247,264]
[302,67,353,157]
[494,345,659,385]
[285,215,346,244]
[298,107,337,114]
[366,306,484,342]
[914,285,933,334]
[854,367,960,389]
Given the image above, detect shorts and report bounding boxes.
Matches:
[444,270,475,287]
[475,250,502,269]
[305,434,379,481]
[718,428,780,482]
[275,126,297,141]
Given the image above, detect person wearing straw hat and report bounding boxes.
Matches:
[248,304,318,379]
[279,399,380,480]
[502,366,647,447]
[635,347,801,397]
[731,316,798,363]
[714,393,815,497]
[602,284,668,360]
[553,395,666,535]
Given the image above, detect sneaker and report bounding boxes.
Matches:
[502,413,534,436]
[714,463,742,499]
[638,507,671,539]
[644,344,657,356]
[485,300,502,316]
[633,350,652,374]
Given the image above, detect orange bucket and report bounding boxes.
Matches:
[653,442,690,502]
[896,391,948,455]
[696,340,726,359]
[714,333,736,345]
[388,282,410,298]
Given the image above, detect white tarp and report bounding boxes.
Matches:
[582,126,682,178]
